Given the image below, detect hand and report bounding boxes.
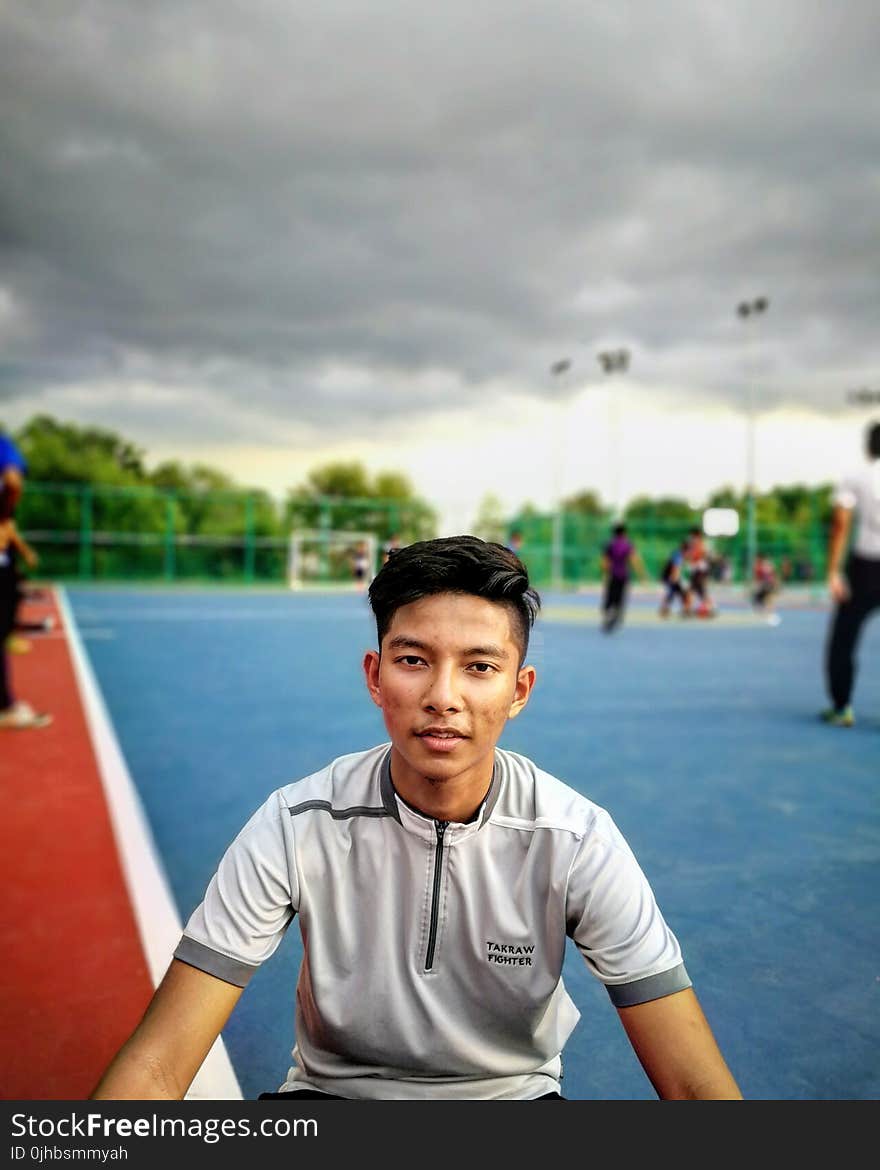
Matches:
[828,570,849,604]
[23,547,39,569]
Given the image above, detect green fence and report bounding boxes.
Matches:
[16,482,433,586]
[508,508,827,590]
[17,482,829,590]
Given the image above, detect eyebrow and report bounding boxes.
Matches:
[385,635,511,660]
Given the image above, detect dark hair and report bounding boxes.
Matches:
[613,523,627,537]
[867,421,880,459]
[368,535,541,664]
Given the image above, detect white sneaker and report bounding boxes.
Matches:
[0,701,53,729]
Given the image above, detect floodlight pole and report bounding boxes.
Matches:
[549,359,571,591]
[736,298,769,583]
[596,347,630,520]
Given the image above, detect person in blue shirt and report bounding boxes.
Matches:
[0,431,52,729]
[0,431,27,519]
[658,540,692,619]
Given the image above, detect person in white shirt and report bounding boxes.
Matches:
[822,420,880,727]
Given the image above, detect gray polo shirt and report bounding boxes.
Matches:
[175,743,691,1099]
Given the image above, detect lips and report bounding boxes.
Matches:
[416,727,468,752]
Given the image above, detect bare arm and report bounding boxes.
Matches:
[1,467,23,519]
[826,504,852,603]
[617,987,743,1100]
[7,519,38,569]
[630,548,648,581]
[90,958,244,1100]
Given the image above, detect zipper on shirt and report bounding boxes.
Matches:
[424,820,448,971]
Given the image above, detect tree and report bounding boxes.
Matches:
[13,415,164,539]
[705,486,741,511]
[14,414,148,484]
[283,460,437,544]
[373,471,415,500]
[472,493,507,543]
[301,461,373,499]
[562,489,605,516]
[625,495,696,523]
[150,461,238,495]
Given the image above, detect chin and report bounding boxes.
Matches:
[411,749,468,781]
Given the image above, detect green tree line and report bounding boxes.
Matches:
[3,414,437,548]
[3,413,834,584]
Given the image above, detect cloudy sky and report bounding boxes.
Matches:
[1,0,878,531]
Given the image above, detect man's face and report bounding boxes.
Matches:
[363,592,535,799]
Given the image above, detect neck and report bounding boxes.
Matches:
[390,759,494,824]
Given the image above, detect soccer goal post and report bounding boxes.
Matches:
[287,529,379,590]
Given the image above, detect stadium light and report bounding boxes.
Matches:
[597,348,630,374]
[548,358,574,590]
[736,298,769,581]
[846,386,880,405]
[597,347,631,518]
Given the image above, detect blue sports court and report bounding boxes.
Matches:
[47,583,879,1101]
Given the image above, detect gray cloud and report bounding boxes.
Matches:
[1,0,878,449]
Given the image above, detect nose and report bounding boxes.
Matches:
[423,665,462,713]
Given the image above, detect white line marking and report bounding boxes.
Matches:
[18,628,117,640]
[56,585,243,1101]
[63,607,368,622]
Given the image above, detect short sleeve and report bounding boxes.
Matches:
[833,476,858,510]
[566,812,691,1007]
[174,792,298,987]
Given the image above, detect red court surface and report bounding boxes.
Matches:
[1,586,155,1100]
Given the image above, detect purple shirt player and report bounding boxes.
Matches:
[600,523,643,633]
[604,533,634,580]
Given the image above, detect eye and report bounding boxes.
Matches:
[468,662,496,674]
[395,655,425,667]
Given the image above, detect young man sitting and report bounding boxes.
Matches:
[92,535,741,1101]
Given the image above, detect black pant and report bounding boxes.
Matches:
[0,558,17,709]
[825,553,880,709]
[601,575,629,631]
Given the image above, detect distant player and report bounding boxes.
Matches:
[1,430,52,730]
[382,533,402,564]
[659,540,692,618]
[751,552,781,625]
[821,419,880,727]
[599,523,646,633]
[684,527,715,618]
[351,540,371,591]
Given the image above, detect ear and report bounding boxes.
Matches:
[363,649,383,708]
[507,664,537,721]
